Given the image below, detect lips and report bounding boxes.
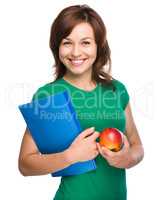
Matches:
[68,58,88,66]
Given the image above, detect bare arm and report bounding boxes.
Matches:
[124,102,144,168]
[18,127,99,176]
[97,102,144,169]
[18,128,73,176]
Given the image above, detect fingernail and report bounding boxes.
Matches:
[90,127,95,131]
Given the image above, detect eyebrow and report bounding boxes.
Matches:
[64,37,93,41]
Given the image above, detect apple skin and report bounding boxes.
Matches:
[99,128,123,152]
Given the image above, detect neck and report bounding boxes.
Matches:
[63,71,96,91]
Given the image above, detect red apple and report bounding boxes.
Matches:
[99,128,123,152]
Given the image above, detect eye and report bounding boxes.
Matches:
[82,41,91,45]
[62,41,72,46]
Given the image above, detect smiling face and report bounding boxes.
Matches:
[59,22,97,77]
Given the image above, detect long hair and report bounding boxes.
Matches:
[49,4,114,87]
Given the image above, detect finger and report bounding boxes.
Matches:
[101,146,115,157]
[123,135,130,149]
[89,131,100,141]
[78,127,95,139]
[96,143,111,158]
[94,150,99,157]
[96,142,103,155]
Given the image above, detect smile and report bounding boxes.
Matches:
[68,58,88,66]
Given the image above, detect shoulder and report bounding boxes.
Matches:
[112,79,128,91]
[112,79,130,109]
[32,79,66,100]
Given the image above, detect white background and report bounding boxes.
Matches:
[0,0,158,199]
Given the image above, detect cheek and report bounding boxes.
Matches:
[59,47,70,59]
[85,46,97,58]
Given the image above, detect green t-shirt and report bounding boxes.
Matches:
[33,78,129,200]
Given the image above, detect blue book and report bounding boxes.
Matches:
[18,91,97,177]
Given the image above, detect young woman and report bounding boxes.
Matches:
[18,5,144,200]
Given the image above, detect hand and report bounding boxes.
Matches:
[67,127,100,164]
[97,135,132,168]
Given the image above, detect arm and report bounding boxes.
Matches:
[18,128,73,176]
[124,102,144,168]
[97,102,144,169]
[18,127,99,176]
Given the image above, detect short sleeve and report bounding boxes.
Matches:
[32,88,43,101]
[31,81,65,101]
[31,88,43,101]
[121,84,129,109]
[113,80,130,110]
[31,84,51,101]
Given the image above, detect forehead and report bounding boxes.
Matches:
[67,22,95,40]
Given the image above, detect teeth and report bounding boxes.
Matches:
[69,59,86,66]
[72,60,84,64]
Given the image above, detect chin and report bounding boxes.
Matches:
[72,69,91,76]
[69,71,85,76]
[65,64,93,76]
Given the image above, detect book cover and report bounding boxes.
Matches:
[18,90,97,177]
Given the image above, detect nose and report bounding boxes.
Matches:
[71,44,81,57]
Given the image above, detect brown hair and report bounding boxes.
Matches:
[49,4,114,87]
